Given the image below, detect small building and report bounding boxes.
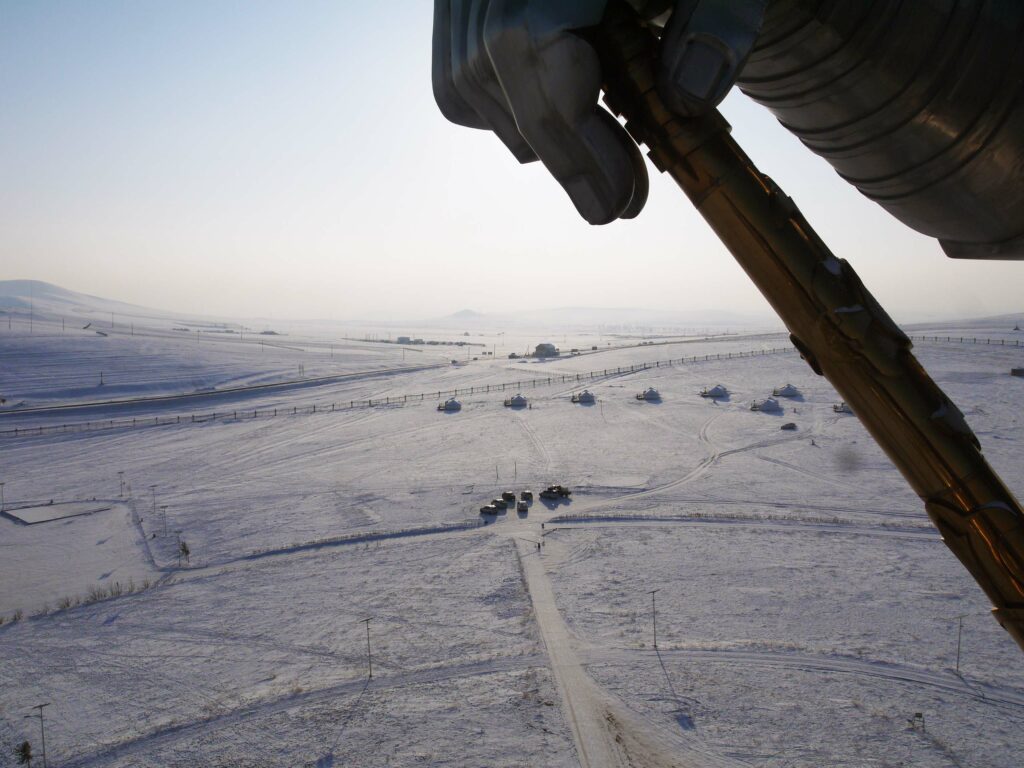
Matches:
[636,387,660,401]
[1012,368,1024,377]
[534,343,560,358]
[833,401,853,414]
[508,352,519,359]
[750,397,781,412]
[438,397,461,412]
[504,393,528,408]
[571,390,595,404]
[396,336,411,344]
[700,384,728,398]
[772,383,800,398]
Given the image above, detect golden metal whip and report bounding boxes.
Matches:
[591,4,1024,651]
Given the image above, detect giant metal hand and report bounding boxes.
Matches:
[434,0,1024,258]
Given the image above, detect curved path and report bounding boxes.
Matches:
[0,363,443,418]
[581,646,1024,710]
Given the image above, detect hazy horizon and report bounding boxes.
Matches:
[2,2,1021,324]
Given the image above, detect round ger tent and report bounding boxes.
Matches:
[751,397,781,412]
[773,383,800,398]
[505,393,528,408]
[572,389,596,404]
[637,387,661,401]
[438,397,462,412]
[700,384,728,398]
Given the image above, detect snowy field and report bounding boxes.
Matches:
[1,289,1023,766]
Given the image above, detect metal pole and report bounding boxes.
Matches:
[361,618,373,678]
[648,589,660,649]
[0,482,5,512]
[955,614,966,674]
[26,703,49,768]
[118,471,125,498]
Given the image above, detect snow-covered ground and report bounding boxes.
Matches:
[1,293,1022,766]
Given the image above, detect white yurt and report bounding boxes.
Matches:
[637,387,661,401]
[505,393,528,408]
[751,397,781,412]
[438,397,462,412]
[700,384,728,398]
[772,383,800,398]
[573,389,596,404]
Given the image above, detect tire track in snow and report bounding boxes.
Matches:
[755,454,860,491]
[576,413,723,515]
[547,515,937,541]
[62,654,545,768]
[516,413,553,474]
[581,646,1024,711]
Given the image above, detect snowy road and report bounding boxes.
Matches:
[495,513,745,768]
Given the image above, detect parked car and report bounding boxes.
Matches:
[539,489,559,501]
[501,491,516,502]
[546,485,572,497]
[480,505,498,515]
[780,422,798,431]
[520,490,533,501]
[517,501,528,513]
[491,498,508,510]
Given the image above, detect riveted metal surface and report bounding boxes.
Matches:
[737,0,1024,258]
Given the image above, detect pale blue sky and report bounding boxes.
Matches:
[1,2,1019,323]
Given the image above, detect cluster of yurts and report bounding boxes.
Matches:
[438,383,852,413]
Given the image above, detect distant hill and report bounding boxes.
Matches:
[0,280,175,322]
[427,305,776,331]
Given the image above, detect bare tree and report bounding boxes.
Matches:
[14,740,32,766]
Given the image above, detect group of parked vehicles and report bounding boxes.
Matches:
[479,485,571,515]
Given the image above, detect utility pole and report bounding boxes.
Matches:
[24,703,50,768]
[149,485,157,523]
[118,471,125,498]
[647,589,660,649]
[360,617,373,678]
[160,505,168,537]
[0,481,5,512]
[955,614,967,675]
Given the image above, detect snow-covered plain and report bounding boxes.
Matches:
[1,287,1023,766]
